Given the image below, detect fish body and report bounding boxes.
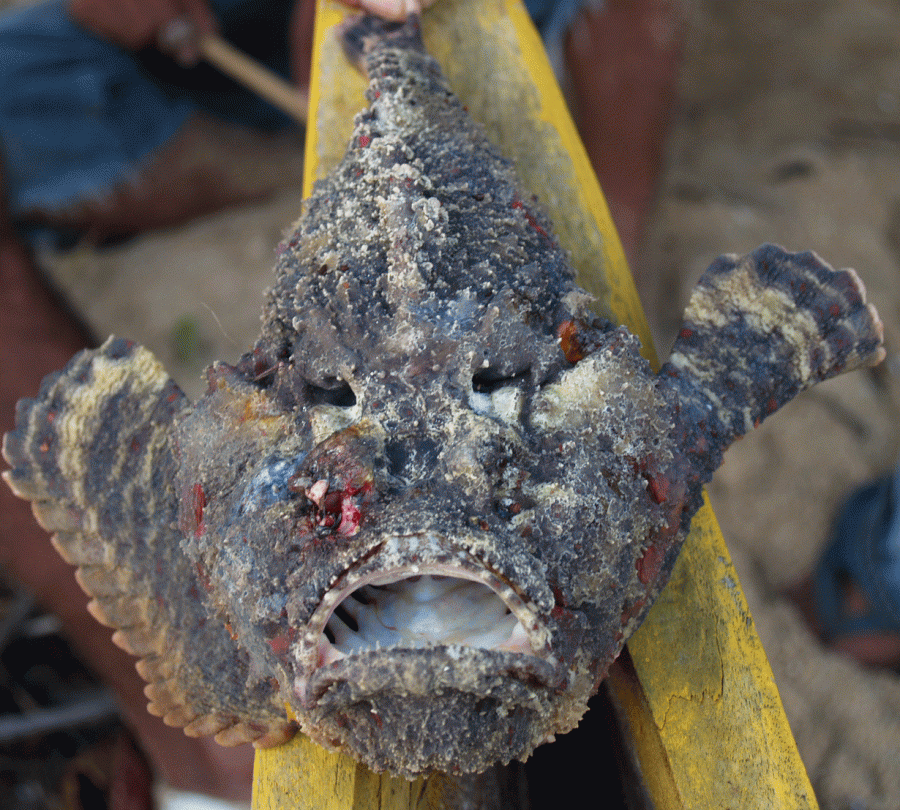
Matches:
[2,15,885,778]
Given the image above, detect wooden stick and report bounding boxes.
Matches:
[198,34,308,126]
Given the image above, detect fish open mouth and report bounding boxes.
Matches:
[294,535,553,703]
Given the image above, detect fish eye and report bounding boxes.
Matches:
[471,368,529,394]
[305,379,357,407]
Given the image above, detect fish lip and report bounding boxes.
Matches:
[304,645,559,714]
[293,531,556,706]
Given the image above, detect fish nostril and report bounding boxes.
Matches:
[385,442,410,479]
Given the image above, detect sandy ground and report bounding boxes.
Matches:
[32,1,900,808]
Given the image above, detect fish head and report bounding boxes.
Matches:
[172,275,687,777]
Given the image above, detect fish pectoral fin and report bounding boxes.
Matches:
[2,337,295,747]
[660,244,884,480]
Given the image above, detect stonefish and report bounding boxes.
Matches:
[2,15,885,778]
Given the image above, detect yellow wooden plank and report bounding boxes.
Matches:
[253,721,483,808]
[253,733,424,809]
[253,0,818,807]
[624,499,819,809]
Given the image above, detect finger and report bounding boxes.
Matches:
[127,0,182,47]
[340,0,432,21]
[70,0,146,47]
[158,17,200,65]
[179,0,220,37]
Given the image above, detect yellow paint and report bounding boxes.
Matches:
[254,0,818,807]
[253,734,417,809]
[623,498,818,809]
[253,732,484,809]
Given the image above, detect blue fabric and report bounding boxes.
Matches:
[0,0,589,228]
[525,0,601,78]
[815,473,900,641]
[0,0,294,221]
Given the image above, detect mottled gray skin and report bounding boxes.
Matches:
[1,15,885,779]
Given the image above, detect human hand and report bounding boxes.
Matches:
[69,0,219,65]
[339,0,440,22]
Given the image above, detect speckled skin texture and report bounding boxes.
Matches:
[2,15,886,779]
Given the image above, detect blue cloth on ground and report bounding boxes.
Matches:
[0,0,590,230]
[815,469,900,641]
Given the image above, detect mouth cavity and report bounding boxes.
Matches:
[326,574,528,654]
[295,555,551,703]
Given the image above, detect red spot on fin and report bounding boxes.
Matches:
[620,598,647,626]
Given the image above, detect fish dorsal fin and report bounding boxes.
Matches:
[2,338,295,747]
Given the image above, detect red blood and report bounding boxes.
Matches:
[338,500,362,536]
[678,327,694,340]
[636,543,665,586]
[267,627,296,656]
[358,134,371,148]
[191,483,206,537]
[557,320,585,363]
[511,198,551,243]
[646,474,670,504]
